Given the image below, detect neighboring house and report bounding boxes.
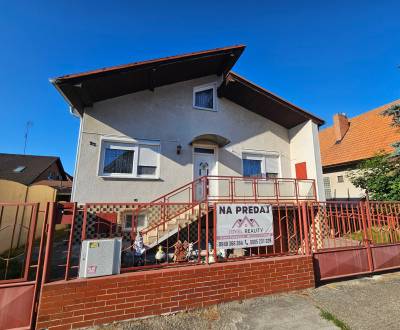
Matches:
[51,45,326,204]
[319,100,400,200]
[0,153,72,202]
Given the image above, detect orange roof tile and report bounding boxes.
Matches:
[319,100,400,167]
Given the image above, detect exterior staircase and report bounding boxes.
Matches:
[128,175,316,251]
[141,204,207,249]
[131,176,208,250]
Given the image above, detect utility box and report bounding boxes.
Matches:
[79,238,122,278]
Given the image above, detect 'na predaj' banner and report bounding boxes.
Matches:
[216,204,274,249]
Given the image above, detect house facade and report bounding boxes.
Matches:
[319,100,400,200]
[52,45,325,203]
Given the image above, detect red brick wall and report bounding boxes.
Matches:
[36,255,314,330]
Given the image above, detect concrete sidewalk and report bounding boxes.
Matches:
[92,292,337,330]
[91,271,400,330]
[310,272,400,330]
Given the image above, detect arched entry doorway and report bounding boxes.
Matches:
[190,134,230,200]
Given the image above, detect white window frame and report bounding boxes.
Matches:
[118,210,148,232]
[241,150,281,178]
[193,82,217,112]
[98,136,160,179]
[323,176,332,199]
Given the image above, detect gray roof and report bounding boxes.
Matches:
[0,153,69,186]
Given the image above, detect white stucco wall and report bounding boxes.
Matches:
[72,75,319,203]
[289,120,325,201]
[323,169,365,200]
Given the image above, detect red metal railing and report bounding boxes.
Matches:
[303,201,400,281]
[35,176,317,280]
[205,176,317,202]
[0,202,50,330]
[0,202,41,283]
[64,200,306,276]
[303,201,400,253]
[3,199,400,284]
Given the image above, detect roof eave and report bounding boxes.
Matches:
[51,45,245,113]
[50,78,83,117]
[226,72,325,126]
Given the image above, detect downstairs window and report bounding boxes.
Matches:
[242,152,280,178]
[99,138,160,179]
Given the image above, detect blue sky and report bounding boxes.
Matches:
[0,1,399,174]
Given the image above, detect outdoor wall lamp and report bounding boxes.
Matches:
[176,144,182,155]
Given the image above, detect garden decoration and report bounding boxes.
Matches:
[173,240,189,262]
[155,245,166,263]
[208,243,216,263]
[217,248,226,259]
[133,232,146,266]
[133,232,146,256]
[186,242,195,260]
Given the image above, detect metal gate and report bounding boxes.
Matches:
[0,202,50,330]
[304,201,400,281]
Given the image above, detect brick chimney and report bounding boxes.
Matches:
[333,113,349,142]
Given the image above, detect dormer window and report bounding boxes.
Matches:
[193,83,217,111]
[13,166,26,173]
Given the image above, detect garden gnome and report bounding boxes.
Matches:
[133,232,145,265]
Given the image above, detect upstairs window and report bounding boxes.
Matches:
[99,138,160,179]
[193,83,217,111]
[337,175,344,183]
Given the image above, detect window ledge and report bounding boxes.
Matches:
[98,175,162,181]
[193,105,217,112]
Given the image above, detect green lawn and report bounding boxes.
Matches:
[346,226,399,244]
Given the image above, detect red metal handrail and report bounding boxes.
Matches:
[132,177,207,238]
[133,176,316,238]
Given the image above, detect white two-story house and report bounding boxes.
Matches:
[51,45,325,204]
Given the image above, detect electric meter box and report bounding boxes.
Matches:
[79,238,122,278]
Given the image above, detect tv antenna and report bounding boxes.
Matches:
[23,121,33,154]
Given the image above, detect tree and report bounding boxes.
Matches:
[347,152,400,201]
[348,104,400,200]
[381,103,400,156]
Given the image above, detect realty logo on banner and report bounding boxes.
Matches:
[216,204,274,249]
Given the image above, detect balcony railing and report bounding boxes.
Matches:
[196,176,317,203]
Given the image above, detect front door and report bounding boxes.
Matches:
[193,146,218,200]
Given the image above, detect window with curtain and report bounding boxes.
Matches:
[243,159,262,177]
[193,84,216,111]
[242,152,280,178]
[103,148,134,174]
[100,139,160,178]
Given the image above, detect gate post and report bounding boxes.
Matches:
[360,202,374,273]
[41,202,56,283]
[301,202,311,255]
